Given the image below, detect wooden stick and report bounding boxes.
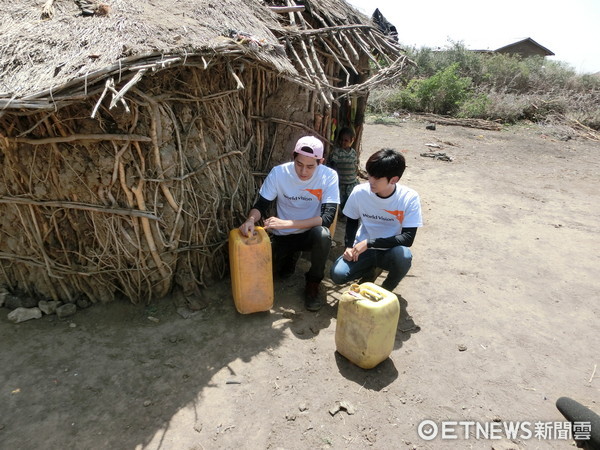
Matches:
[269,5,305,13]
[40,0,55,19]
[251,116,329,142]
[590,364,597,383]
[0,196,162,221]
[7,134,152,145]
[318,37,351,85]
[323,35,359,75]
[352,30,380,68]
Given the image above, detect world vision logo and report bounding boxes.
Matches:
[304,189,323,201]
[384,210,404,223]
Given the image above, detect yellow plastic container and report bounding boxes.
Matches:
[335,282,400,369]
[228,227,274,314]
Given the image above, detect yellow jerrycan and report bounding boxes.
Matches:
[335,282,400,369]
[228,227,274,314]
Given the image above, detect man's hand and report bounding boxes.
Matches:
[342,247,355,261]
[264,216,292,230]
[239,219,255,237]
[343,240,368,262]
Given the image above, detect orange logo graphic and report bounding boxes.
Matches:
[305,189,323,201]
[384,210,404,223]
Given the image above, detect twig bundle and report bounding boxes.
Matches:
[0,64,269,303]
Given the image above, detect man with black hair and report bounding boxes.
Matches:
[330,148,423,291]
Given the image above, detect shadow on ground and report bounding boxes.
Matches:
[0,289,290,449]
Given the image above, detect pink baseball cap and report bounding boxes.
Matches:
[293,136,324,159]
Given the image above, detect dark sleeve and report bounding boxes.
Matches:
[367,227,418,249]
[344,217,360,248]
[251,194,273,220]
[320,203,338,228]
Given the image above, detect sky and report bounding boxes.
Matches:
[347,0,600,74]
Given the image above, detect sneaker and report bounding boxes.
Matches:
[304,281,322,311]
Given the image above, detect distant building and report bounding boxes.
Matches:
[473,37,555,58]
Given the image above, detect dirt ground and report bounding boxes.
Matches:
[1,118,599,450]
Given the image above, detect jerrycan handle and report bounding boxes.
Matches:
[245,229,262,245]
[360,286,384,302]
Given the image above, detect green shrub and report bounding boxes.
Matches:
[413,64,473,114]
[368,43,600,126]
[456,93,491,119]
[405,41,484,81]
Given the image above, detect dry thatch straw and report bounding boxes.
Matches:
[0,0,413,304]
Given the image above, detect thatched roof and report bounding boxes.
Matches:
[0,0,409,112]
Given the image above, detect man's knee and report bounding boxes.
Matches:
[309,225,331,240]
[330,260,348,284]
[389,246,412,266]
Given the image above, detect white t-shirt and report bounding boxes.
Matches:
[259,162,340,235]
[343,182,423,246]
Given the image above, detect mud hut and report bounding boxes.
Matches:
[0,0,412,305]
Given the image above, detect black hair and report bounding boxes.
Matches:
[293,147,321,164]
[338,127,356,139]
[365,148,406,180]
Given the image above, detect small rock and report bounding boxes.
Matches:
[285,413,297,421]
[329,400,356,416]
[57,303,77,319]
[8,307,42,323]
[143,400,152,407]
[39,300,61,315]
[5,294,38,310]
[298,403,308,412]
[76,297,91,309]
[176,306,197,319]
[458,344,468,352]
[426,123,436,130]
[69,323,77,328]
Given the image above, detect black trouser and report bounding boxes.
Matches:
[271,226,332,283]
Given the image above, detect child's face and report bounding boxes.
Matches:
[340,135,354,149]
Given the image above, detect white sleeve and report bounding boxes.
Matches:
[258,167,279,201]
[322,170,340,204]
[402,193,423,228]
[342,186,360,219]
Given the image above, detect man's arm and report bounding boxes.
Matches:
[344,217,359,248]
[239,195,273,236]
[320,203,338,228]
[367,228,418,249]
[263,203,337,231]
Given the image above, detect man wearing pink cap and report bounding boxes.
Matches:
[239,136,340,311]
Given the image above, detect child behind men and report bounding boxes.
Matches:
[326,127,359,213]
